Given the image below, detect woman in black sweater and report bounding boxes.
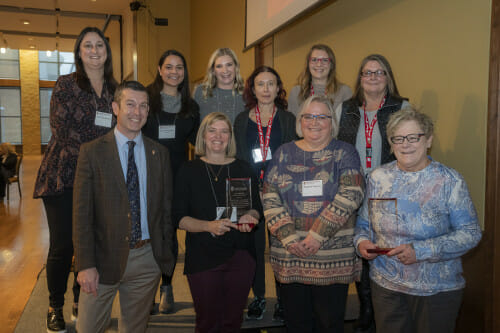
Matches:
[142,49,200,313]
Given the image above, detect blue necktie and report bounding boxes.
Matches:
[127,141,141,248]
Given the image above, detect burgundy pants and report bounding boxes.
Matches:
[187,250,256,333]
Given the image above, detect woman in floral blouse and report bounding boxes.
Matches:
[354,107,481,332]
[263,95,364,332]
[33,27,117,332]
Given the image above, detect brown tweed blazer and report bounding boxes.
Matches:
[73,130,175,285]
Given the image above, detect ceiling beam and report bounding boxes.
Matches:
[0,30,79,39]
[0,5,121,21]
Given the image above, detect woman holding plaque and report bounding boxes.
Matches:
[194,48,246,123]
[354,108,481,332]
[234,65,296,321]
[336,54,408,333]
[143,49,200,313]
[263,95,364,332]
[33,26,117,332]
[174,112,261,332]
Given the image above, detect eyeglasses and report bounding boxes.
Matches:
[390,133,426,144]
[309,57,331,65]
[301,114,332,122]
[360,70,387,78]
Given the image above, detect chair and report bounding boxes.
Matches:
[7,154,22,201]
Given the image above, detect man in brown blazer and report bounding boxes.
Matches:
[73,80,175,333]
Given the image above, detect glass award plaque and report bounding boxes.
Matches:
[367,198,398,255]
[226,178,252,223]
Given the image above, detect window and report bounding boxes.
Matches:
[0,50,21,144]
[39,51,75,81]
[0,49,20,79]
[0,88,22,144]
[39,50,75,144]
[40,88,52,144]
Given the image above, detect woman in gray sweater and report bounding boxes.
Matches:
[194,48,246,124]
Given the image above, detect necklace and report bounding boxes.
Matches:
[205,163,225,182]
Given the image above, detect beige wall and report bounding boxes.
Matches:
[190,0,255,85]
[19,50,40,155]
[273,0,490,224]
[136,0,191,86]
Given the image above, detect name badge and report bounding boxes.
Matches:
[215,206,238,222]
[159,125,175,139]
[94,111,112,128]
[302,180,323,197]
[252,147,272,163]
[216,207,226,220]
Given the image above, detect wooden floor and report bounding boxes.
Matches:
[0,155,48,333]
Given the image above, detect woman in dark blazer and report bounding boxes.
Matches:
[234,65,297,321]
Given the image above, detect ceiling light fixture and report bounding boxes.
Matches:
[22,20,30,25]
[29,45,36,49]
[0,48,6,54]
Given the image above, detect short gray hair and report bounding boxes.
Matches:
[296,95,338,138]
[386,106,434,142]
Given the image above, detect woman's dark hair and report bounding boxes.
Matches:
[243,66,287,110]
[353,54,403,105]
[73,27,117,93]
[147,49,196,118]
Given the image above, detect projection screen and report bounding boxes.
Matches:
[245,0,328,50]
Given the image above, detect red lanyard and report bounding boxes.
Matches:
[309,84,327,96]
[363,96,386,168]
[255,104,276,180]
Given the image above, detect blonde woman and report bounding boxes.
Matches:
[193,48,245,123]
[173,112,261,331]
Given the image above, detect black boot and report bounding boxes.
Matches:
[354,258,375,333]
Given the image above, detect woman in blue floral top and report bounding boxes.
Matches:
[354,107,482,332]
[263,95,364,332]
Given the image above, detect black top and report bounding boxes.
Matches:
[0,152,17,178]
[337,94,406,165]
[173,158,262,274]
[142,98,200,175]
[234,108,297,181]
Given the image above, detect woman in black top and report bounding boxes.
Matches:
[142,49,200,313]
[174,112,261,332]
[234,66,296,321]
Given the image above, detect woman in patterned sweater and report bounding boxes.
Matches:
[354,108,481,332]
[263,95,364,332]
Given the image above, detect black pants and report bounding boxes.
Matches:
[280,282,349,333]
[251,220,281,299]
[43,191,80,308]
[161,232,178,285]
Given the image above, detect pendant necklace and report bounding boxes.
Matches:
[205,162,225,182]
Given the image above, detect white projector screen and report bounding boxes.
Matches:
[245,0,327,50]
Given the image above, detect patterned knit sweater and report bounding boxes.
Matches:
[263,139,364,285]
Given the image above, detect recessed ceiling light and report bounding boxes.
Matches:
[29,45,36,49]
[28,37,33,41]
[22,20,30,25]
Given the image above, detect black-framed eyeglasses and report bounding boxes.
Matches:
[301,114,332,122]
[309,57,331,65]
[390,133,426,144]
[360,70,387,78]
